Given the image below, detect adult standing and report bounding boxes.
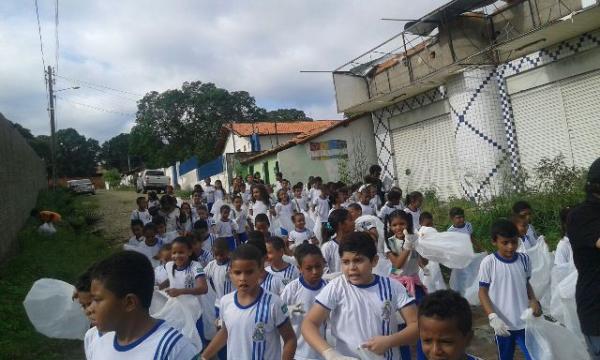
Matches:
[567,157,600,359]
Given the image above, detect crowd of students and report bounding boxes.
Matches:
[71,164,579,360]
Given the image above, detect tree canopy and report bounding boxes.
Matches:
[100,133,131,173]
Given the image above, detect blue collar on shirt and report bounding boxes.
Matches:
[493,252,519,263]
[234,288,264,309]
[113,319,165,352]
[299,276,325,290]
[217,259,230,266]
[270,263,290,272]
[348,274,379,288]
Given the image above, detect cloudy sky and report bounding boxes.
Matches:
[0,0,447,143]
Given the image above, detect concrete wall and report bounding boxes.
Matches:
[0,116,46,261]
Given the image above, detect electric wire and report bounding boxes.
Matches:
[55,95,136,117]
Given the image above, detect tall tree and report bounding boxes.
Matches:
[100,133,131,172]
[55,128,100,177]
[263,108,312,121]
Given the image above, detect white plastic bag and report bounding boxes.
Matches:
[313,219,323,244]
[557,271,584,340]
[355,346,384,360]
[373,255,392,277]
[151,292,203,352]
[355,215,386,254]
[549,263,573,323]
[522,308,590,360]
[419,261,447,292]
[416,230,474,269]
[38,222,57,235]
[450,252,486,306]
[23,278,89,340]
[526,237,552,306]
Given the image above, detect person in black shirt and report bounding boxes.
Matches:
[567,157,600,360]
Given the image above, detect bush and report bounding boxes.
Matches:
[103,168,121,188]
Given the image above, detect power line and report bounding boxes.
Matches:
[54,0,59,73]
[54,74,144,97]
[56,77,139,102]
[55,95,136,117]
[34,0,46,73]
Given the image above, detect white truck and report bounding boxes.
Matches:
[136,169,169,193]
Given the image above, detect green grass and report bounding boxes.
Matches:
[0,189,113,360]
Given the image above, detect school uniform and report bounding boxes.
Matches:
[292,197,309,213]
[554,236,573,266]
[127,235,145,246]
[154,264,168,286]
[265,263,300,285]
[204,259,233,302]
[274,202,294,236]
[281,277,327,360]
[214,189,224,202]
[404,207,422,231]
[130,209,152,225]
[89,319,197,359]
[321,238,340,274]
[165,260,205,290]
[288,228,316,248]
[204,185,216,211]
[84,326,103,360]
[156,230,177,245]
[448,222,474,235]
[369,196,381,212]
[251,200,270,224]
[377,203,402,222]
[214,219,239,250]
[261,271,285,296]
[160,209,180,233]
[520,233,537,250]
[220,289,289,360]
[315,274,415,359]
[196,249,214,268]
[359,202,376,216]
[232,207,249,243]
[313,197,330,223]
[134,240,162,267]
[478,252,533,360]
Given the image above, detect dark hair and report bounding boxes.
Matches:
[347,203,362,212]
[322,209,351,243]
[291,212,305,223]
[338,232,377,260]
[179,202,191,224]
[220,204,231,214]
[386,209,414,235]
[419,211,433,223]
[232,195,243,203]
[512,201,532,214]
[369,164,382,175]
[449,207,465,218]
[254,213,270,226]
[148,191,158,200]
[143,222,157,233]
[294,243,323,266]
[292,183,303,191]
[170,236,195,275]
[213,237,230,254]
[231,244,263,266]
[387,190,402,202]
[405,191,423,207]
[247,230,265,243]
[91,251,154,309]
[418,290,472,335]
[75,265,95,292]
[160,243,172,252]
[195,204,209,213]
[491,218,518,240]
[247,237,267,258]
[152,216,166,226]
[136,196,146,205]
[251,184,270,205]
[276,172,283,178]
[266,236,285,251]
[193,219,209,231]
[131,219,144,228]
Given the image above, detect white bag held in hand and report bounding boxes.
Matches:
[23,278,89,340]
[355,346,384,360]
[526,237,552,305]
[549,263,575,323]
[449,252,487,304]
[522,308,590,360]
[419,261,447,292]
[557,270,584,340]
[416,229,474,269]
[38,222,57,235]
[150,292,203,352]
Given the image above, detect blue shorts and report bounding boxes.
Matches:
[496,329,532,360]
[225,236,236,251]
[280,227,289,236]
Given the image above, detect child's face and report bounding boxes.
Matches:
[156,223,166,235]
[233,198,242,209]
[419,316,472,360]
[278,192,288,203]
[181,205,191,215]
[266,243,283,264]
[171,242,192,268]
[132,225,143,238]
[293,188,302,198]
[159,249,172,263]
[293,215,306,230]
[518,209,532,223]
[143,228,156,240]
[192,192,202,205]
[414,197,424,208]
[493,235,519,259]
[252,188,261,200]
[137,199,147,210]
[451,215,465,228]
[339,217,356,235]
[89,279,127,333]
[215,181,222,189]
[421,218,433,228]
[230,259,262,294]
[348,208,361,222]
[390,217,408,236]
[340,251,377,285]
[360,191,372,204]
[221,209,230,221]
[198,209,208,220]
[76,291,95,325]
[255,221,269,235]
[298,254,324,285]
[514,220,528,237]
[213,249,230,264]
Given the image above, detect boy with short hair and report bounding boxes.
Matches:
[357,185,375,216]
[194,219,218,254]
[88,251,198,359]
[127,219,145,246]
[418,289,482,360]
[201,244,297,360]
[265,236,300,285]
[247,237,286,295]
[153,216,176,244]
[131,196,153,225]
[419,211,434,228]
[192,230,214,268]
[133,223,162,267]
[378,189,403,223]
[447,207,473,235]
[73,265,103,360]
[292,183,309,213]
[346,203,362,222]
[512,214,536,250]
[302,232,419,359]
[281,244,327,360]
[512,201,537,241]
[478,219,541,360]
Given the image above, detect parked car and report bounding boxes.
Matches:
[136,169,169,193]
[68,179,96,195]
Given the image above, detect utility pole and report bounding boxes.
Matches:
[47,66,57,190]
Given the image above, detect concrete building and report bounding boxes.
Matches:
[332,0,600,200]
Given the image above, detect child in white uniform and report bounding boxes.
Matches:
[214,204,239,251]
[88,251,198,359]
[320,209,355,274]
[404,191,424,232]
[231,195,249,243]
[302,232,418,359]
[275,189,295,237]
[200,244,297,360]
[555,207,574,266]
[265,236,300,285]
[281,244,327,360]
[131,196,153,225]
[292,183,309,213]
[132,223,162,267]
[377,189,403,223]
[478,219,541,360]
[288,213,318,249]
[127,219,145,246]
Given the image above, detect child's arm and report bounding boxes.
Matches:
[418,254,429,267]
[478,286,495,316]
[158,279,169,290]
[278,320,297,360]
[386,250,411,270]
[526,281,542,317]
[200,326,228,360]
[166,277,208,297]
[479,286,510,336]
[301,304,332,356]
[362,304,418,354]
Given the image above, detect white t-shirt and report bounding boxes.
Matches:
[84,326,103,360]
[261,271,285,296]
[89,320,198,360]
[404,207,421,231]
[127,235,145,246]
[165,260,205,290]
[275,202,294,223]
[521,234,537,249]
[160,209,180,233]
[554,236,573,266]
[478,252,531,330]
[288,228,316,248]
[377,203,402,222]
[154,264,168,286]
[204,185,216,203]
[204,260,233,300]
[359,202,375,216]
[280,277,327,360]
[384,236,420,276]
[156,231,178,245]
[133,240,162,267]
[196,249,214,268]
[313,197,330,222]
[232,207,249,234]
[251,200,270,224]
[130,209,152,225]
[315,275,415,358]
[309,188,321,202]
[292,197,308,213]
[202,233,218,254]
[214,189,224,202]
[214,219,238,237]
[369,196,381,212]
[321,239,340,273]
[220,289,289,360]
[266,263,300,285]
[448,222,474,235]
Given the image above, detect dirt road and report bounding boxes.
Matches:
[93,189,139,246]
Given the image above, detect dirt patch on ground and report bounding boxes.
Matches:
[92,189,139,246]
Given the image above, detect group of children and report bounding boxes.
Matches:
[71,168,575,359]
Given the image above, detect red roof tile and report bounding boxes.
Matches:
[226,121,338,136]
